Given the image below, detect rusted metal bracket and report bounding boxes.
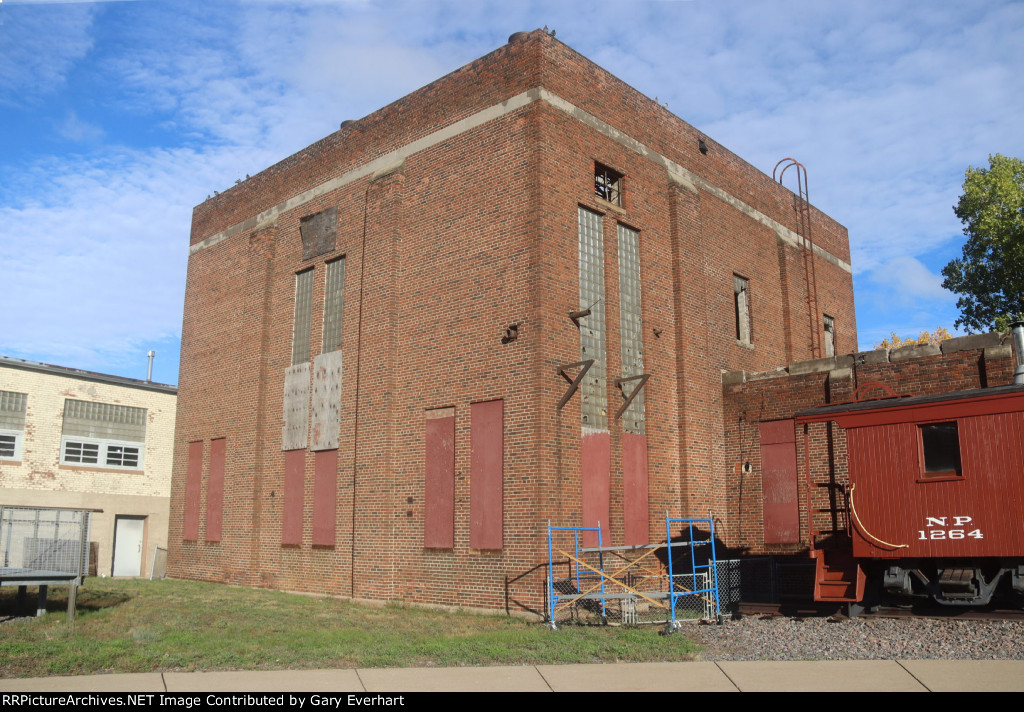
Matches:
[568,308,591,328]
[613,373,650,419]
[557,359,594,410]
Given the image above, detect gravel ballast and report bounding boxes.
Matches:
[689,614,1024,660]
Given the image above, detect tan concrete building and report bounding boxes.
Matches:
[0,356,176,577]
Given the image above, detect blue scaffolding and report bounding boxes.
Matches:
[546,516,722,629]
[665,516,722,629]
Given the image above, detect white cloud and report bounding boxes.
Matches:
[865,256,954,306]
[54,111,105,142]
[3,0,1023,378]
[0,2,96,105]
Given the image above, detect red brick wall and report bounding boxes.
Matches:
[170,30,858,613]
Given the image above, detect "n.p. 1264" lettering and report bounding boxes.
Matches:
[918,515,984,540]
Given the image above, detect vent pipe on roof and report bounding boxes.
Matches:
[1011,321,1024,385]
[147,351,155,383]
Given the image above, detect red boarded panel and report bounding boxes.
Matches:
[759,420,800,544]
[622,433,649,545]
[850,409,1024,559]
[184,441,203,541]
[313,449,338,547]
[206,438,225,542]
[582,430,611,547]
[283,449,305,546]
[470,400,503,550]
[424,414,455,548]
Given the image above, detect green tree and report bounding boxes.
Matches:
[941,154,1024,332]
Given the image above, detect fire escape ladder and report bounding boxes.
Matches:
[773,158,821,359]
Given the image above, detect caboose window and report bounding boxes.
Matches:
[919,422,962,479]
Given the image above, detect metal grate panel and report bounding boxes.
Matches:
[0,507,92,578]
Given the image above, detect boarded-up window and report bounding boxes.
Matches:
[292,269,314,365]
[184,441,203,541]
[759,420,799,544]
[313,449,338,546]
[735,275,750,345]
[824,315,835,357]
[424,408,455,549]
[299,207,337,260]
[322,257,346,352]
[206,438,225,542]
[283,449,305,546]
[470,400,503,550]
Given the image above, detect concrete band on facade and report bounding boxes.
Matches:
[189,87,852,275]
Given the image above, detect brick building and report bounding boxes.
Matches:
[0,356,177,577]
[169,30,855,613]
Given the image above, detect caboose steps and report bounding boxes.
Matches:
[811,550,866,602]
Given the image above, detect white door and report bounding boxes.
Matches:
[113,516,145,577]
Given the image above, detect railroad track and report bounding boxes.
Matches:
[737,601,1024,621]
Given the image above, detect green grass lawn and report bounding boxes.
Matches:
[0,578,699,678]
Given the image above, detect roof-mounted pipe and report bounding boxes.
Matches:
[1011,321,1024,385]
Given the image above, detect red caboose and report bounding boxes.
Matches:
[797,383,1024,608]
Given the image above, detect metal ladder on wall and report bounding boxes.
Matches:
[774,158,822,360]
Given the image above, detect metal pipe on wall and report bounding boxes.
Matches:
[1011,321,1024,385]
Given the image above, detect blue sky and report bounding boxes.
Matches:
[2,0,1022,386]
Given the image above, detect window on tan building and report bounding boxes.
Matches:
[0,390,27,461]
[60,399,146,470]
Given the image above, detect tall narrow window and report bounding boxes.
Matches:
[292,269,314,365]
[594,163,624,206]
[578,207,607,430]
[734,275,751,345]
[0,390,27,461]
[823,314,836,357]
[617,224,645,434]
[322,257,346,352]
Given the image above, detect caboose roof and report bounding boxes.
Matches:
[795,383,1024,427]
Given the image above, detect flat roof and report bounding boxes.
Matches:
[0,355,177,395]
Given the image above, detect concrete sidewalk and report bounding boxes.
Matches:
[2,660,1023,692]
